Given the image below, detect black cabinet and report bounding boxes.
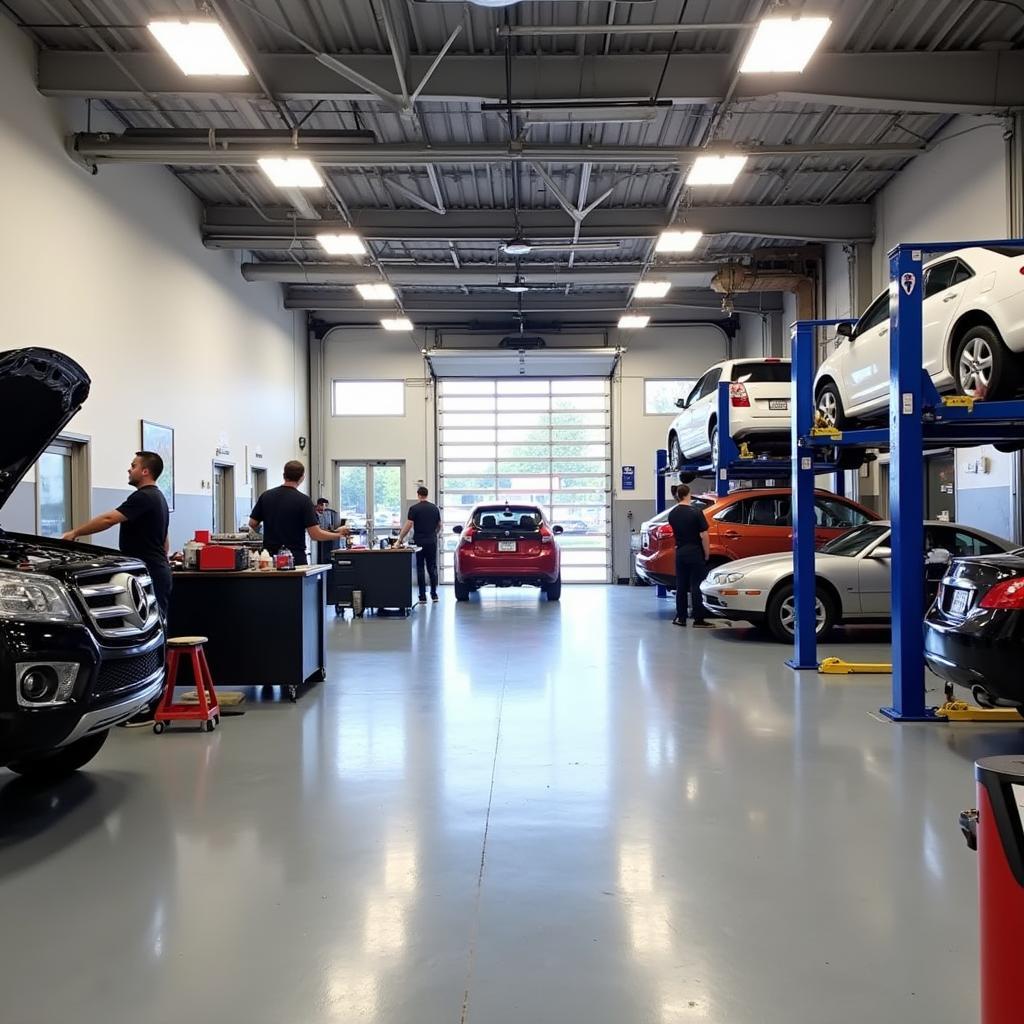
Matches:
[328,549,416,615]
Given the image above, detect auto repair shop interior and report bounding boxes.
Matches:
[2,2,1024,1022]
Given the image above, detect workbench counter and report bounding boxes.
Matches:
[168,566,329,701]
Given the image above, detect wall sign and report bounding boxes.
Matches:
[621,465,636,491]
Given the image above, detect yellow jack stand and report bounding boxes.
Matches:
[818,657,893,675]
[737,441,755,460]
[934,700,1022,723]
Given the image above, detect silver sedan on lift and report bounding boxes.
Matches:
[699,520,1014,642]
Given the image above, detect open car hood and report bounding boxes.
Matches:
[0,348,90,510]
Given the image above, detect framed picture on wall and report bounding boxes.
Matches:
[141,420,175,512]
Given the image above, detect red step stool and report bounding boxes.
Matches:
[154,636,220,734]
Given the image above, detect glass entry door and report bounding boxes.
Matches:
[336,462,405,548]
[37,445,73,537]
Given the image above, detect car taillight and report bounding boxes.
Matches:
[460,526,477,544]
[540,524,554,544]
[729,382,750,407]
[655,524,674,541]
[979,578,1024,609]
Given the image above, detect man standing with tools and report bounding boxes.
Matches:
[669,483,713,628]
[397,486,442,604]
[313,497,343,565]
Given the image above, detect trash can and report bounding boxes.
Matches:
[962,756,1024,1024]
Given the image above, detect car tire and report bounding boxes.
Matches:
[7,730,109,780]
[544,575,562,601]
[709,425,719,466]
[954,325,1019,401]
[766,582,835,644]
[815,382,867,470]
[454,578,471,601]
[668,434,683,472]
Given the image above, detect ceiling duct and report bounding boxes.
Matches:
[711,266,815,321]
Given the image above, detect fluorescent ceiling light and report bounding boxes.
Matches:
[686,154,749,186]
[258,157,324,189]
[618,315,651,329]
[381,317,414,332]
[655,230,703,253]
[504,277,530,294]
[502,239,532,256]
[317,233,367,256]
[740,16,832,74]
[634,280,671,299]
[147,19,248,76]
[356,283,396,301]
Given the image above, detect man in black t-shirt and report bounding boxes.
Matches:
[249,461,349,566]
[64,450,172,618]
[668,483,712,628]
[397,486,442,603]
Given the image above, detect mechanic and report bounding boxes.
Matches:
[397,485,442,603]
[249,461,349,566]
[313,496,343,565]
[669,483,713,628]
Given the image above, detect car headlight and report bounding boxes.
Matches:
[712,571,745,585]
[0,571,80,622]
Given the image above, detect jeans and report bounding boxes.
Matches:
[147,562,173,622]
[416,542,438,598]
[674,546,707,623]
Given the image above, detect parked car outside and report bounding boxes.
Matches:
[700,520,1014,642]
[666,358,792,469]
[634,488,878,589]
[555,519,590,534]
[0,348,165,779]
[925,552,1024,712]
[452,503,563,601]
[815,246,1024,432]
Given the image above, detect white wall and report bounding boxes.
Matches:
[0,18,307,550]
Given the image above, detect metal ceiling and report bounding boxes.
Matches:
[4,0,1020,326]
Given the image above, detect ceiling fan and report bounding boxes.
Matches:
[500,275,569,294]
[500,237,620,256]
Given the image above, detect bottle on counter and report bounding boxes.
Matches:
[274,547,295,571]
[258,548,272,570]
[247,548,259,570]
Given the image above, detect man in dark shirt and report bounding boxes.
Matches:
[63,450,172,619]
[397,486,442,603]
[668,483,713,628]
[313,497,343,565]
[249,461,348,566]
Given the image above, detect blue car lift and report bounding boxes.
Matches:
[789,238,1024,721]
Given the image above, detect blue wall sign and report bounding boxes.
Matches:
[621,465,636,490]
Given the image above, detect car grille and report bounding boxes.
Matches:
[92,647,164,701]
[75,568,160,639]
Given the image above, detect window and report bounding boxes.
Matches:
[820,524,889,557]
[855,294,889,335]
[714,502,744,524]
[731,361,790,383]
[698,368,722,399]
[926,527,1002,558]
[682,376,705,408]
[333,380,405,416]
[924,260,957,299]
[951,259,974,286]
[815,497,872,529]
[645,379,696,415]
[36,438,89,538]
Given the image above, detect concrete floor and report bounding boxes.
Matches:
[1,586,1015,1024]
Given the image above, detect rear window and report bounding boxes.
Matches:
[982,246,1024,258]
[473,507,542,531]
[731,361,790,383]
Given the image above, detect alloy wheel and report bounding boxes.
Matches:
[958,337,993,395]
[780,594,826,635]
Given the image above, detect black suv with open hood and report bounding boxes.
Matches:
[0,348,164,779]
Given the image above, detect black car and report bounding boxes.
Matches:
[0,348,165,779]
[925,552,1024,711]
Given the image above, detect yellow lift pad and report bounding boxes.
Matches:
[941,395,976,411]
[818,657,892,675]
[934,700,1022,723]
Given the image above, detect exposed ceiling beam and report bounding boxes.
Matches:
[71,133,923,168]
[39,51,1024,113]
[202,204,873,245]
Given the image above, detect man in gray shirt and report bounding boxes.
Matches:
[314,497,342,564]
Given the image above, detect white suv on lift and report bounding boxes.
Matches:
[667,358,792,470]
[814,246,1024,432]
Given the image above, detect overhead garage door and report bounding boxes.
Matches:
[438,378,612,583]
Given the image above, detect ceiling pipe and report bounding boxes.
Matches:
[497,22,749,36]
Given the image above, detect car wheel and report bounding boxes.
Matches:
[815,382,867,470]
[544,575,562,601]
[454,578,471,601]
[668,434,682,472]
[954,325,1019,400]
[709,425,720,466]
[6,730,109,780]
[766,582,835,644]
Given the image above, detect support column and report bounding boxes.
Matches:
[655,448,668,600]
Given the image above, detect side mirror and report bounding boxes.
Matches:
[836,322,854,339]
[453,525,463,534]
[675,397,687,409]
[871,546,892,560]
[552,525,564,535]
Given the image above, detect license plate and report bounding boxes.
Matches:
[498,540,517,552]
[769,400,789,411]
[950,588,970,616]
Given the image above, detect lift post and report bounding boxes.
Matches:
[654,448,668,599]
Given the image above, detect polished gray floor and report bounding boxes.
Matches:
[1,586,1011,1023]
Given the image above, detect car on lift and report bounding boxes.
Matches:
[925,551,1024,713]
[666,358,791,471]
[452,503,563,601]
[699,520,1014,642]
[814,247,1024,441]
[0,348,165,780]
[634,487,878,589]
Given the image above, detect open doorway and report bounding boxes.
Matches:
[335,461,405,548]
[212,462,236,534]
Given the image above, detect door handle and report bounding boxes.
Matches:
[723,531,741,539]
[880,327,889,335]
[942,292,959,302]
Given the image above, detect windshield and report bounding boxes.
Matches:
[473,506,543,531]
[819,523,890,557]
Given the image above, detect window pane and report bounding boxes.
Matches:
[37,449,71,537]
[333,380,404,416]
[552,444,607,458]
[442,428,496,444]
[645,379,695,415]
[551,427,607,443]
[552,411,605,427]
[551,380,607,394]
[497,396,551,412]
[439,396,496,412]
[497,380,550,394]
[552,396,608,411]
[497,412,550,428]
[441,413,496,428]
[441,444,497,459]
[441,460,496,474]
[440,380,494,395]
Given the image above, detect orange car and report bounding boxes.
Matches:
[634,488,879,588]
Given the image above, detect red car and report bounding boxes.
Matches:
[634,487,879,588]
[452,503,563,601]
